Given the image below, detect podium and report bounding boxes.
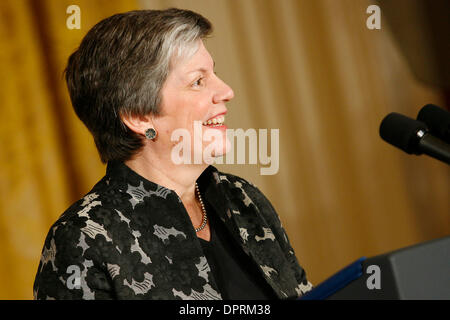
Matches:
[300,236,450,300]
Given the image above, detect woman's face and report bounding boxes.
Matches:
[154,40,234,164]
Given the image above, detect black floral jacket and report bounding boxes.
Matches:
[33,161,312,300]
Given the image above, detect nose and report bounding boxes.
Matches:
[213,76,234,104]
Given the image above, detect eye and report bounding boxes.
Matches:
[192,77,204,88]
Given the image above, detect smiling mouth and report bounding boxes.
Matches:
[202,114,225,127]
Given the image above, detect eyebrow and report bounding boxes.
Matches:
[186,61,216,74]
[187,67,209,74]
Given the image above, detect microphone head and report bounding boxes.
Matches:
[417,104,450,143]
[379,112,428,154]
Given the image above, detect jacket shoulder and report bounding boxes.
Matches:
[41,187,117,262]
[34,186,128,299]
[55,176,131,230]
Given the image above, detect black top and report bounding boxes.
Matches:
[199,201,277,300]
[33,162,310,300]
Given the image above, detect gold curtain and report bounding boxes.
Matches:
[0,0,448,299]
[0,0,137,300]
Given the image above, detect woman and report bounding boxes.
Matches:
[33,8,312,300]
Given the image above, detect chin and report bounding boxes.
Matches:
[202,136,231,163]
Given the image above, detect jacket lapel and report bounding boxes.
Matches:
[202,167,298,299]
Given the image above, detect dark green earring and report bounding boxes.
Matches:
[145,128,157,140]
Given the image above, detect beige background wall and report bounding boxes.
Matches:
[0,0,448,299]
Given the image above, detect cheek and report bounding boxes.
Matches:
[159,90,212,134]
[184,99,211,128]
[157,100,189,132]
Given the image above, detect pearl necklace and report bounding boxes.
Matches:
[194,182,208,232]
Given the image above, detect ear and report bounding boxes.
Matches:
[121,112,154,136]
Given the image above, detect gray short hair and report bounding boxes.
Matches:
[65,9,213,163]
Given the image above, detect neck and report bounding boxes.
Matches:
[125,152,208,203]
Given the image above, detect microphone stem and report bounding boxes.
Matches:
[418,134,450,165]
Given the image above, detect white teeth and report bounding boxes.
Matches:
[203,115,225,126]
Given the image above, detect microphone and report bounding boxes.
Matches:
[379,112,450,165]
[417,104,450,144]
